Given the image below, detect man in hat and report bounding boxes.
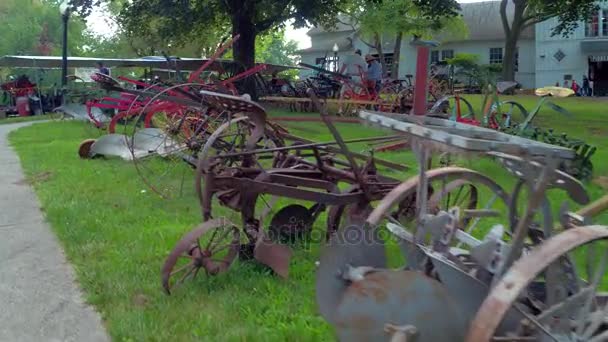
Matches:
[365,54,383,94]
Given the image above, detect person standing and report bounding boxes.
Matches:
[337,49,367,115]
[365,54,383,94]
[96,62,110,76]
[571,79,579,96]
[582,76,590,96]
[339,49,367,83]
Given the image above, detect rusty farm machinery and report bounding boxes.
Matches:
[65,35,607,341]
[147,82,608,340]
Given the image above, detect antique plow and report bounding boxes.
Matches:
[159,89,411,294]
[311,102,608,341]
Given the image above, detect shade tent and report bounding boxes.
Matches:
[0,55,300,74]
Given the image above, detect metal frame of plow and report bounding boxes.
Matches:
[159,88,416,294]
[308,106,608,341]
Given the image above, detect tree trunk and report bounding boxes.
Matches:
[502,33,518,82]
[231,3,257,99]
[374,32,387,74]
[500,0,525,83]
[391,32,403,79]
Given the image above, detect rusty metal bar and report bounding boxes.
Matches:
[577,194,608,218]
[214,135,404,159]
[267,174,337,192]
[239,178,366,205]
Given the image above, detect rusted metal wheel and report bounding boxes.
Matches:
[366,167,510,269]
[467,225,608,341]
[326,185,376,240]
[195,116,284,220]
[78,139,96,159]
[126,83,226,199]
[502,154,590,243]
[161,218,240,295]
[368,167,507,229]
[269,204,313,242]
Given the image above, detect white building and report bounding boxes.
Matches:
[298,1,608,93]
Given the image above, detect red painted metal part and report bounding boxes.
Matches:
[188,35,240,85]
[412,45,430,116]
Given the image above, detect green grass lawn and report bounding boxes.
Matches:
[8,95,608,341]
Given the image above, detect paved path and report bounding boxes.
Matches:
[0,122,109,342]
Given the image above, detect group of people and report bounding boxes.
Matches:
[339,49,383,94]
[557,75,593,96]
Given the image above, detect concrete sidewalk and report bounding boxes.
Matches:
[0,122,109,342]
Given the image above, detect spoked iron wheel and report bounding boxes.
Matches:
[382,168,507,233]
[125,83,227,199]
[376,83,401,112]
[467,225,608,341]
[509,178,556,245]
[161,218,240,295]
[428,95,476,120]
[365,167,511,267]
[495,100,529,131]
[129,111,209,199]
[196,116,284,217]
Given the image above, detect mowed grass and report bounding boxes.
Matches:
[8,95,608,341]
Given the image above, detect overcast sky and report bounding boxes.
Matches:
[87,0,489,50]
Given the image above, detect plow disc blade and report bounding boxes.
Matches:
[132,128,182,157]
[316,224,386,324]
[254,232,292,278]
[89,134,134,160]
[55,103,110,123]
[335,270,466,342]
[86,129,182,160]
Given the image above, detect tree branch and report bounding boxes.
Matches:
[521,13,553,28]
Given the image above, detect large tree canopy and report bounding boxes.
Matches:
[0,0,91,83]
[351,0,466,77]
[500,0,601,82]
[72,0,355,97]
[0,0,89,57]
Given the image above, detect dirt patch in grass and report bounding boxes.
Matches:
[132,292,149,308]
[593,176,608,190]
[588,127,608,137]
[15,171,53,185]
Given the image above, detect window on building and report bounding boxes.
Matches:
[383,53,393,74]
[430,51,439,64]
[603,10,608,36]
[489,47,503,64]
[317,56,339,72]
[441,50,454,61]
[326,56,339,72]
[586,10,599,37]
